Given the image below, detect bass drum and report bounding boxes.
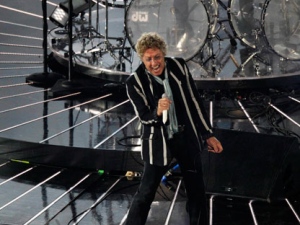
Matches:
[228,0,265,49]
[125,0,210,60]
[263,0,300,60]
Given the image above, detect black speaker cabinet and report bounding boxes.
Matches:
[201,128,300,201]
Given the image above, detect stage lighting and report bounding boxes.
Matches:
[49,0,91,27]
[49,6,69,27]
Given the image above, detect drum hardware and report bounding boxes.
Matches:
[196,39,217,77]
[48,0,134,78]
[80,0,97,39]
[192,0,241,77]
[215,42,238,76]
[253,59,261,76]
[95,0,132,70]
[215,0,237,47]
[230,54,239,68]
[78,0,133,72]
[211,20,237,47]
[168,26,185,50]
[232,49,274,77]
[250,28,262,46]
[230,0,300,76]
[228,0,300,61]
[197,17,238,77]
[205,0,219,36]
[48,0,98,84]
[225,0,277,77]
[197,39,237,78]
[191,0,288,78]
[240,51,259,71]
[75,0,123,41]
[46,0,300,80]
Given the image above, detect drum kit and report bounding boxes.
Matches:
[48,0,300,82]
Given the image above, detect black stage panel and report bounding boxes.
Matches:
[202,128,300,201]
[0,137,143,173]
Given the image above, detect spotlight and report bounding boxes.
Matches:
[49,6,68,27]
[49,0,92,27]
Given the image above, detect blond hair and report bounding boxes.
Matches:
[135,32,167,58]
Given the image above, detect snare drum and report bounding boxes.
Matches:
[263,0,300,60]
[125,0,211,60]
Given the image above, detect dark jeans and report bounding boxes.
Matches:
[125,131,208,225]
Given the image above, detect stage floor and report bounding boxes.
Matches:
[1,156,300,225]
[0,0,299,224]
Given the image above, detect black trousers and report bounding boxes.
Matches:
[125,131,208,225]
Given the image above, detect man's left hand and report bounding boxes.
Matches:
[206,137,223,153]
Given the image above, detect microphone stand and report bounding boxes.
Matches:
[26,0,63,87]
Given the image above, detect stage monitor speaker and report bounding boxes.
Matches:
[201,128,299,201]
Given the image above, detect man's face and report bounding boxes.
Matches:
[142,48,165,76]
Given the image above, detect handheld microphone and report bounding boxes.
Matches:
[162,93,168,124]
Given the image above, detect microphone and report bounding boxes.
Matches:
[162,93,168,124]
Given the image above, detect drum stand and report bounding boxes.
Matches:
[200,22,237,77]
[82,0,131,72]
[217,0,269,77]
[68,0,131,73]
[197,0,239,78]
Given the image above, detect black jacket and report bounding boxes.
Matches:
[126,57,213,166]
